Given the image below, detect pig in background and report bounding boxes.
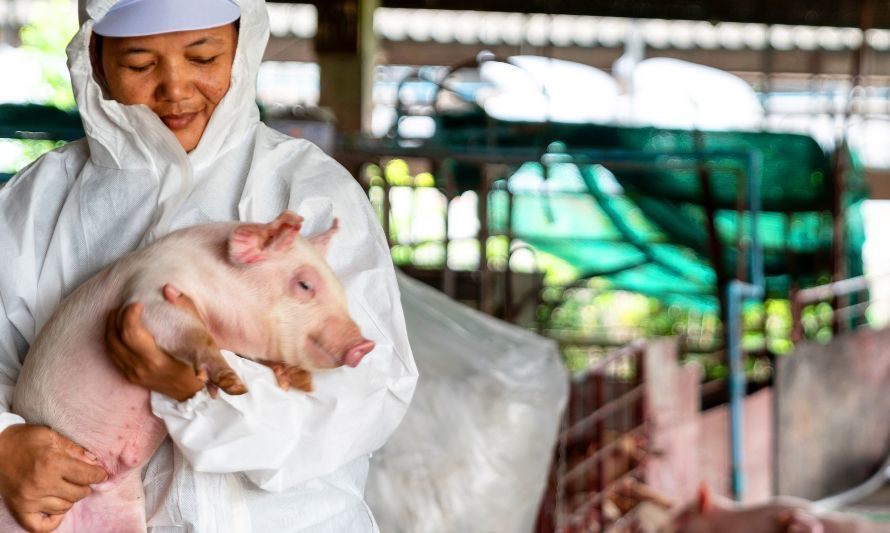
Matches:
[640,485,888,533]
[2,211,374,532]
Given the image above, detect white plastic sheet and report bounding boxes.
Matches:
[366,272,568,533]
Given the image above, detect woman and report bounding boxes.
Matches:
[0,0,417,531]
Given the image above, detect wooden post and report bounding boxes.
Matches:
[315,0,378,134]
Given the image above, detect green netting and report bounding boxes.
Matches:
[435,112,834,210]
[613,127,831,211]
[469,116,867,310]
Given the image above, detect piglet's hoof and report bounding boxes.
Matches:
[213,369,248,396]
[258,361,314,393]
[199,365,248,398]
[284,367,313,392]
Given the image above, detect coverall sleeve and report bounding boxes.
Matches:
[0,299,27,435]
[0,166,48,436]
[152,165,418,492]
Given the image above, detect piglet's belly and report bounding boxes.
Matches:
[14,324,167,478]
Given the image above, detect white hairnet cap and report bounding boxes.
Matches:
[93,0,241,37]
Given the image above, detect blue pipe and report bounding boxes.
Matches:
[726,150,766,502]
[726,280,764,501]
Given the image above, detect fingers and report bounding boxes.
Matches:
[105,304,166,386]
[55,438,107,486]
[58,457,107,487]
[31,496,75,515]
[105,308,141,378]
[49,477,94,503]
[118,304,155,354]
[14,510,66,533]
[57,436,99,465]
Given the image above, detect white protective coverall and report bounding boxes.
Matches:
[0,0,418,531]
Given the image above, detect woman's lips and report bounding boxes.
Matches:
[161,112,198,130]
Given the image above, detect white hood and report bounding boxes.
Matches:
[70,0,268,170]
[67,0,271,242]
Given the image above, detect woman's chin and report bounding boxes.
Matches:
[176,131,201,152]
[165,118,208,152]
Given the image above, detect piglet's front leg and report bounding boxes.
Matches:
[256,361,314,393]
[190,334,248,398]
[140,285,248,398]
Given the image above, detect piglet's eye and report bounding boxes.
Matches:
[291,267,321,302]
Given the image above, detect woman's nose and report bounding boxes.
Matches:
[156,64,193,102]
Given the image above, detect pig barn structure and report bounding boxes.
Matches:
[6,0,890,530]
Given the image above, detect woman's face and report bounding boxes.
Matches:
[100,24,238,152]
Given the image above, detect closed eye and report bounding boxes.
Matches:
[298,281,312,292]
[192,55,220,65]
[124,63,154,72]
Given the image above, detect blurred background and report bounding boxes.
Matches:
[4,0,890,531]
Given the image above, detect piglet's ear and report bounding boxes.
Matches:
[308,218,339,257]
[229,211,304,265]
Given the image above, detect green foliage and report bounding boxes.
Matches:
[1,0,78,175]
[19,0,78,109]
[1,139,65,174]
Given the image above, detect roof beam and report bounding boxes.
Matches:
[283,0,890,30]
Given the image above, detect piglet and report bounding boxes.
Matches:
[662,485,884,533]
[2,211,374,533]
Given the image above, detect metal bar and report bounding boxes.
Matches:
[584,341,646,372]
[382,162,393,248]
[594,372,606,513]
[791,287,804,342]
[561,386,645,447]
[441,159,456,298]
[635,347,646,432]
[551,336,722,353]
[694,131,730,353]
[563,463,647,529]
[832,300,872,323]
[726,280,764,502]
[719,144,765,504]
[796,274,870,303]
[479,166,491,313]
[748,151,765,289]
[503,184,515,322]
[561,422,648,487]
[343,142,755,168]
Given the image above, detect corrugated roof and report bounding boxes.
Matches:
[2,2,889,53]
[266,5,889,52]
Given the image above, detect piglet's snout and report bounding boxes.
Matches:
[344,339,375,368]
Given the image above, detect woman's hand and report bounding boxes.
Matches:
[0,424,108,533]
[105,288,205,402]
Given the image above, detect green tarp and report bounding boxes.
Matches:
[456,115,867,310]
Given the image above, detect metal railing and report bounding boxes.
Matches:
[535,340,650,532]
